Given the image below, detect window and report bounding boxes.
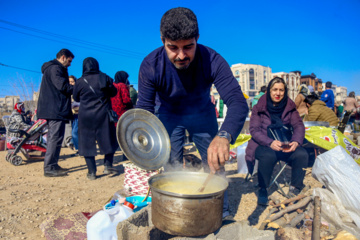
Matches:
[249,92,256,97]
[235,70,239,75]
[264,70,267,84]
[249,69,255,90]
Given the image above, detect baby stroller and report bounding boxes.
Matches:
[5,119,47,166]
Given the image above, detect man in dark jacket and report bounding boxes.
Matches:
[136,7,248,219]
[37,49,74,177]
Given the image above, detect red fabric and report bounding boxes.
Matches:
[6,142,46,152]
[111,83,133,126]
[14,102,25,114]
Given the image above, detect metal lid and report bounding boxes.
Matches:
[116,109,170,170]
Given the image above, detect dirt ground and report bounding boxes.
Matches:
[0,147,322,240]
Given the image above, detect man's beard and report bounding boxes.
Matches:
[173,57,190,70]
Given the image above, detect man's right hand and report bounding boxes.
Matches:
[270,140,282,151]
[207,136,230,173]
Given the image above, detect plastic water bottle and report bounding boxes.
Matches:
[87,200,135,240]
[112,201,135,223]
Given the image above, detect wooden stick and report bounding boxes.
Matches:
[259,207,278,230]
[286,212,305,228]
[270,212,298,228]
[198,172,215,192]
[271,194,306,208]
[141,187,151,203]
[269,195,280,205]
[269,196,312,222]
[312,196,321,240]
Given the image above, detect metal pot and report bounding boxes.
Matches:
[148,171,228,236]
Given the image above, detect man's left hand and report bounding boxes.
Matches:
[282,141,299,153]
[207,136,230,173]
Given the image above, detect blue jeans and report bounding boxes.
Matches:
[158,110,218,171]
[71,115,79,150]
[158,110,230,216]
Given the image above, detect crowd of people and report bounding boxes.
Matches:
[6,7,358,220]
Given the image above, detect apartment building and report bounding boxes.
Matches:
[230,63,272,98]
[271,71,301,101]
[0,95,20,112]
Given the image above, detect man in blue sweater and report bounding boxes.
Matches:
[320,81,335,110]
[136,8,248,217]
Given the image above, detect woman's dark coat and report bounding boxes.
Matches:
[73,57,118,156]
[245,95,305,172]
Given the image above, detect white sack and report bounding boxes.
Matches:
[312,146,360,229]
[312,188,360,239]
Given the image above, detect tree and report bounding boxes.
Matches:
[9,73,39,112]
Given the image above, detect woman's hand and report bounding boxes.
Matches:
[282,141,299,153]
[270,140,282,151]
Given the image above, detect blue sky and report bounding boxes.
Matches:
[1,0,359,99]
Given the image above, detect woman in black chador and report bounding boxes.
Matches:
[73,57,118,180]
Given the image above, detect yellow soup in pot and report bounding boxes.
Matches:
[154,178,224,195]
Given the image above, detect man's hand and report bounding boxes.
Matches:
[270,140,282,151]
[207,136,230,173]
[282,141,299,153]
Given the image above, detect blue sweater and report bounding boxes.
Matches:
[320,89,335,109]
[136,44,248,143]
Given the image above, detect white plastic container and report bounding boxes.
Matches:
[87,200,135,240]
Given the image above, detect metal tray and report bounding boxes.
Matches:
[304,121,330,127]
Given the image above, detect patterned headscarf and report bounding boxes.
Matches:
[14,102,25,114]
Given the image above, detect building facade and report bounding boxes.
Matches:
[230,63,272,98]
[335,86,347,104]
[271,71,301,101]
[300,73,323,94]
[0,95,20,112]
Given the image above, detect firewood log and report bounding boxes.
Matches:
[312,196,321,240]
[271,194,306,208]
[259,207,278,230]
[286,212,305,228]
[269,196,311,222]
[269,212,298,228]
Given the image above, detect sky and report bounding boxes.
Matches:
[0,0,359,100]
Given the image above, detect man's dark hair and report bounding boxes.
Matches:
[325,81,332,89]
[304,94,319,106]
[56,49,74,59]
[260,86,267,93]
[160,7,199,41]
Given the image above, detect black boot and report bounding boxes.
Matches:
[257,188,269,206]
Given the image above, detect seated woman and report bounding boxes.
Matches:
[245,77,308,205]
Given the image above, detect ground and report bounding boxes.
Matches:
[0,147,322,239]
